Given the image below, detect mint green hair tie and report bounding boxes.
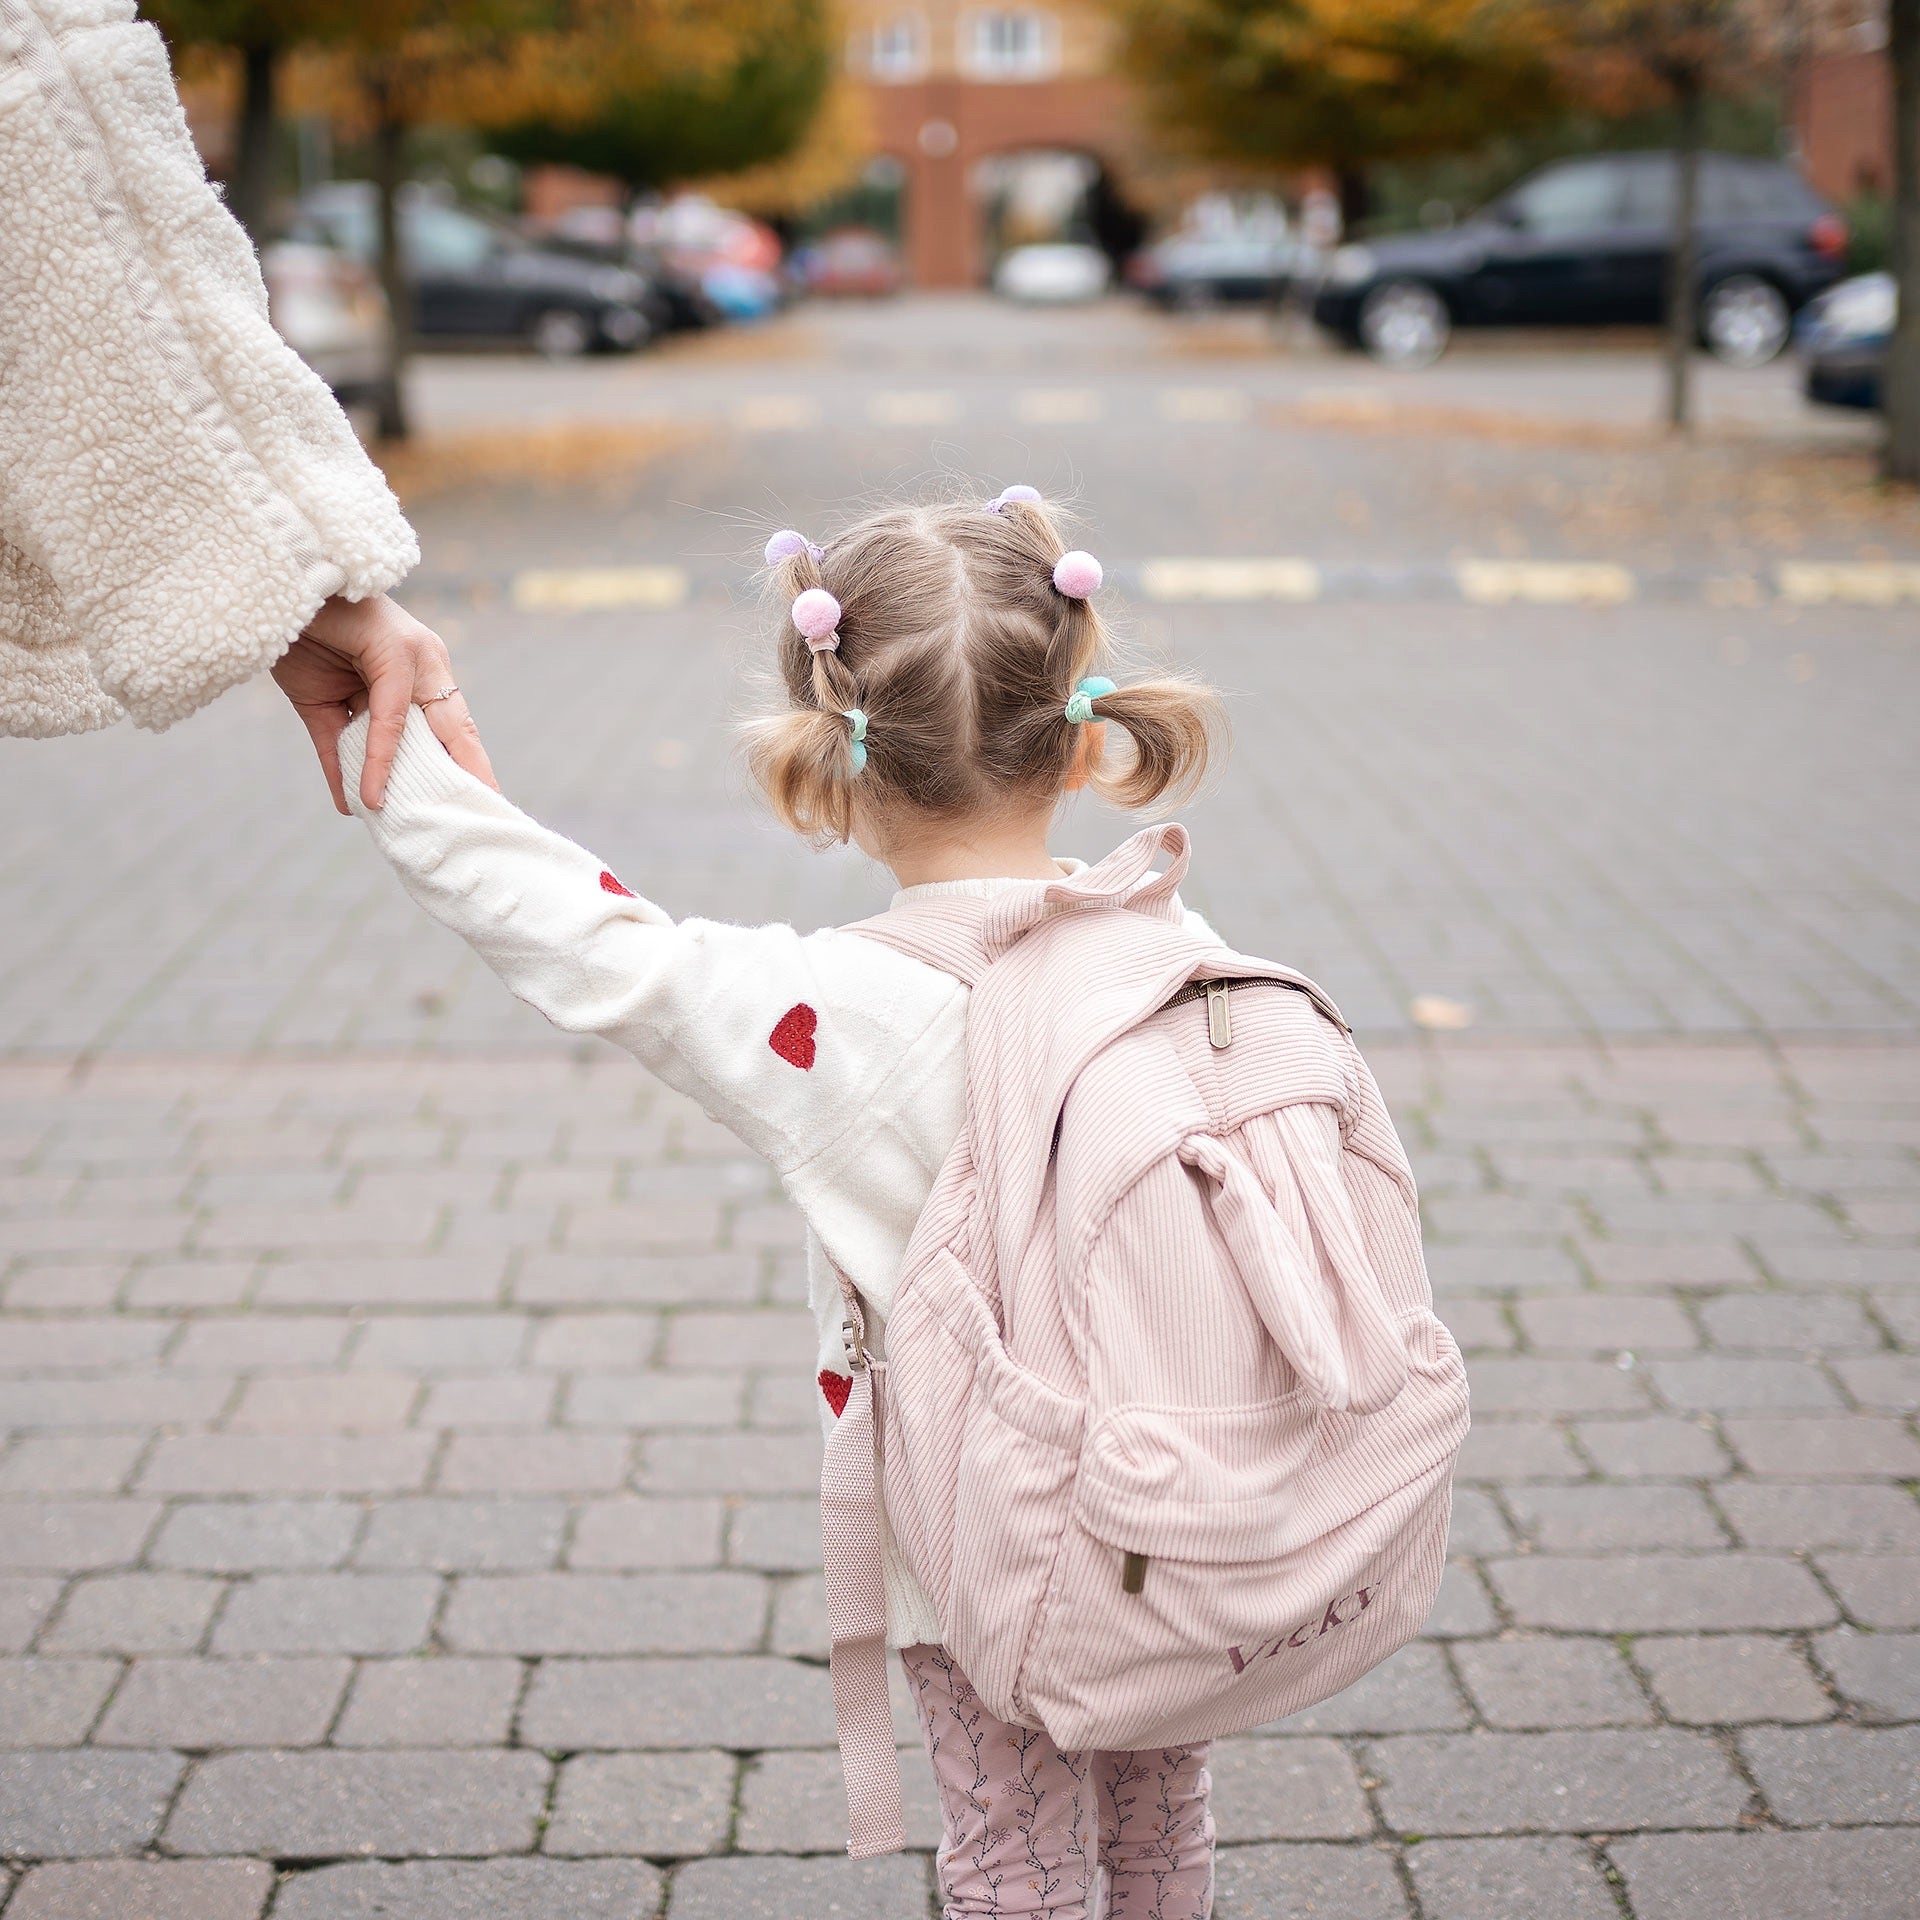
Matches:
[1064,676,1116,724]
[841,708,868,773]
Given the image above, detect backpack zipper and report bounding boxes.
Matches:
[1160,974,1314,1046]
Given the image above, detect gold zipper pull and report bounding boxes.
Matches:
[1121,1551,1149,1594]
[1205,980,1232,1050]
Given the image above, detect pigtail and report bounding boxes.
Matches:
[1084,675,1225,811]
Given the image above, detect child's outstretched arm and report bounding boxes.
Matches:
[338,708,962,1178]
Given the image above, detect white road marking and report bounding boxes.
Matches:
[1157,388,1248,423]
[510,566,689,612]
[732,395,820,431]
[1456,560,1634,606]
[1014,388,1104,424]
[1140,557,1322,602]
[1776,562,1920,605]
[868,390,960,426]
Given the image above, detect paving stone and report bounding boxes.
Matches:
[1370,1727,1748,1834]
[1759,1246,1918,1291]
[769,1572,826,1659]
[441,1572,764,1655]
[723,1498,821,1573]
[0,1321,169,1374]
[563,1372,744,1431]
[1721,1416,1920,1480]
[1258,1642,1470,1734]
[1651,1357,1843,1412]
[637,1433,822,1496]
[1614,1829,1920,1920]
[349,1317,529,1372]
[1459,1358,1646,1415]
[1431,1298,1514,1353]
[1492,1553,1837,1632]
[1444,1487,1511,1558]
[1453,1637,1653,1728]
[1716,1482,1920,1552]
[517,1254,757,1308]
[353,1500,566,1573]
[1420,1564,1498,1638]
[149,1501,360,1572]
[0,1659,118,1745]
[435,1434,631,1497]
[273,1859,666,1920]
[1817,1554,1920,1627]
[0,1438,146,1497]
[1,1859,275,1920]
[1699,1292,1883,1352]
[1582,1240,1760,1289]
[544,1750,735,1856]
[40,1575,223,1655]
[0,1751,183,1856]
[1422,1244,1584,1298]
[1634,1634,1832,1725]
[227,1373,419,1433]
[665,1855,931,1920]
[1870,1291,1920,1344]
[1572,1417,1731,1478]
[164,1749,551,1858]
[1405,1836,1620,1920]
[1452,1421,1586,1483]
[211,1575,440,1655]
[257,1258,504,1309]
[1205,1737,1372,1840]
[139,1435,435,1498]
[416,1376,557,1430]
[1741,1724,1920,1825]
[733,1747,943,1854]
[1812,1629,1920,1721]
[0,1377,231,1433]
[569,1498,726,1570]
[123,1262,256,1309]
[0,1504,159,1573]
[1505,1484,1725,1551]
[1514,1293,1698,1354]
[524,1316,659,1372]
[518,1656,836,1749]
[1211,1841,1409,1920]
[166,1318,350,1371]
[333,1659,521,1747]
[94,1656,350,1748]
[1833,1353,1920,1411]
[0,1580,62,1655]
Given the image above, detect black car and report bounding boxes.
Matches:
[1314,152,1849,368]
[294,183,655,357]
[1798,272,1894,410]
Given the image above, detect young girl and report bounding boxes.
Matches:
[342,489,1226,1917]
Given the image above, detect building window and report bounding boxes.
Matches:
[856,12,928,81]
[962,9,1060,81]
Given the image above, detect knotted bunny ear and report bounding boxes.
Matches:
[987,484,1042,513]
[792,588,842,652]
[1052,551,1103,599]
[765,529,825,566]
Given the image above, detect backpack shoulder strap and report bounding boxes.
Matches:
[842,896,994,987]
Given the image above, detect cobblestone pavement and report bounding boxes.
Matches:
[2,298,1917,1915]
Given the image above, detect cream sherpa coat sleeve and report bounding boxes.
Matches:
[0,0,418,739]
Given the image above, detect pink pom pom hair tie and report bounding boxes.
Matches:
[791,588,843,652]
[764,529,825,566]
[987,484,1042,513]
[1051,550,1103,599]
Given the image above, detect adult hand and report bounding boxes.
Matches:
[273,593,497,813]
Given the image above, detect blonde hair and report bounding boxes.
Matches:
[744,495,1224,844]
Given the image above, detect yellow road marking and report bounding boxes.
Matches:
[1456,560,1634,606]
[1140,558,1322,602]
[510,566,689,612]
[868,390,959,426]
[731,395,820,431]
[1776,563,1920,606]
[1158,388,1247,423]
[1014,389,1103,424]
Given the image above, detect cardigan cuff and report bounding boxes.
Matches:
[340,706,479,821]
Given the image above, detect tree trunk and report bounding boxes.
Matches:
[1885,0,1920,483]
[228,40,277,251]
[1335,166,1371,241]
[371,85,412,444]
[1665,73,1703,432]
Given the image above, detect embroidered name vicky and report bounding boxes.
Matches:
[1226,1585,1381,1674]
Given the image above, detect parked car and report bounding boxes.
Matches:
[1314,152,1850,369]
[797,227,902,299]
[293,183,655,357]
[1128,229,1297,309]
[529,210,722,333]
[1798,271,1894,410]
[262,237,388,402]
[994,243,1111,305]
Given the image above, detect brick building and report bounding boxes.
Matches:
[843,2,1142,287]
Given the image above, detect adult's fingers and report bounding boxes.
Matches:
[358,663,413,811]
[419,690,500,793]
[292,702,351,815]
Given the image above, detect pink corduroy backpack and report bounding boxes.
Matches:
[821,824,1471,1856]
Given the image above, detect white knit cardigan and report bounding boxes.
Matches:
[0,0,417,738]
[341,711,1219,1648]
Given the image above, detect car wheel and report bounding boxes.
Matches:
[529,307,594,360]
[1357,280,1450,368]
[596,305,650,352]
[1700,275,1791,368]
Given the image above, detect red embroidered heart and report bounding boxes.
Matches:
[817,1368,851,1418]
[599,870,634,898]
[769,1002,818,1070]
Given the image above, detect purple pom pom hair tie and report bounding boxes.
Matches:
[986,484,1042,514]
[791,587,843,652]
[1052,550,1103,599]
[764,528,825,566]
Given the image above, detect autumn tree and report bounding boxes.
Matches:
[1104,0,1565,231]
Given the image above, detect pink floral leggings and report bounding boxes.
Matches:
[901,1644,1215,1920]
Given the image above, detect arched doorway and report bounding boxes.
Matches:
[972,147,1146,282]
